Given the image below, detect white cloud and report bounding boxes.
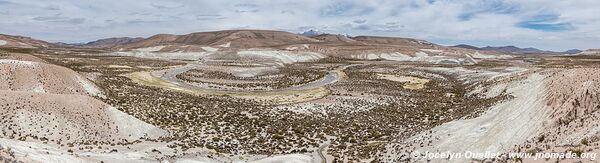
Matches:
[0,0,598,51]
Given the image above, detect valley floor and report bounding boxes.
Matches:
[1,48,600,163]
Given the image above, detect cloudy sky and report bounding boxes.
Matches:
[0,0,599,51]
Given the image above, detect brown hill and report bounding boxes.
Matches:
[110,30,497,65]
[115,34,178,50]
[120,30,436,51]
[119,30,319,49]
[83,37,144,48]
[0,34,50,48]
[310,35,473,58]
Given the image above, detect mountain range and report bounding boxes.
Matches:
[0,30,588,56]
[452,44,582,55]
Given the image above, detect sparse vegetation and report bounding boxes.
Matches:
[3,45,600,162]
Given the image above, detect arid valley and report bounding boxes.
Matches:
[2,0,600,162]
[1,30,600,162]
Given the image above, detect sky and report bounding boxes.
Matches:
[0,0,599,51]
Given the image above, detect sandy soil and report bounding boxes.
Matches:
[0,90,166,143]
[509,68,600,162]
[383,67,600,162]
[383,69,551,162]
[345,51,476,65]
[0,54,169,162]
[107,65,133,69]
[0,137,172,163]
[0,135,320,163]
[113,51,210,61]
[377,74,430,90]
[470,51,513,59]
[249,154,315,163]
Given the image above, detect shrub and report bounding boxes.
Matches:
[581,138,589,146]
[537,135,545,143]
[273,134,285,140]
[570,148,584,157]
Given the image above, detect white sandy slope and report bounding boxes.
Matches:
[173,154,316,163]
[0,141,316,163]
[113,45,210,60]
[0,55,168,162]
[113,51,210,61]
[469,51,513,59]
[0,91,167,163]
[0,54,317,163]
[384,72,551,162]
[76,75,105,98]
[0,138,317,163]
[0,137,82,163]
[113,46,325,65]
[0,90,166,143]
[201,46,219,52]
[218,42,231,48]
[0,40,7,46]
[105,106,167,139]
[0,59,105,97]
[237,50,325,65]
[248,154,315,163]
[135,45,166,52]
[423,66,528,85]
[351,51,476,65]
[0,137,166,163]
[0,56,165,142]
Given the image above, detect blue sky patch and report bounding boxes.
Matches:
[459,1,520,21]
[516,14,574,31]
[517,22,573,31]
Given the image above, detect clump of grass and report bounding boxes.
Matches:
[569,148,584,157]
[581,138,589,146]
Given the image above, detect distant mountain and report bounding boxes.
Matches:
[83,37,144,48]
[55,37,145,48]
[299,29,325,37]
[563,49,583,54]
[451,44,480,50]
[479,46,545,54]
[452,44,580,55]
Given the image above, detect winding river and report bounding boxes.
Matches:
[156,63,353,92]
